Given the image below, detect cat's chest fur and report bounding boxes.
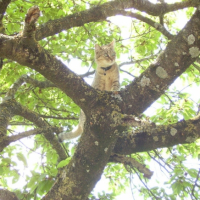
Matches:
[92,63,119,91]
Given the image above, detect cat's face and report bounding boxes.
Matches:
[95,41,116,67]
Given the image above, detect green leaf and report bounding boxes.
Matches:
[57,157,71,168]
[17,152,28,167]
[187,169,198,178]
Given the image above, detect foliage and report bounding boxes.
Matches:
[0,0,200,200]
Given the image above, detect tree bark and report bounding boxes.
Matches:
[0,189,19,200]
[1,2,200,200]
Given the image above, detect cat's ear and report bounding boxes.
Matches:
[95,44,101,51]
[110,40,115,47]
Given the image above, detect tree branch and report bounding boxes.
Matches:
[116,10,174,39]
[12,100,67,160]
[0,189,19,200]
[80,70,95,78]
[0,128,41,152]
[35,0,199,40]
[2,7,200,120]
[120,9,200,115]
[0,99,67,159]
[118,53,158,68]
[39,114,78,120]
[1,5,200,200]
[109,153,153,179]
[23,6,40,39]
[0,0,11,71]
[133,168,161,199]
[0,0,11,20]
[3,74,55,102]
[120,68,135,78]
[0,99,15,137]
[114,114,200,155]
[0,0,11,32]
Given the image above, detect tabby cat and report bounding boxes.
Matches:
[58,40,120,141]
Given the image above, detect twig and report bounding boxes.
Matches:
[109,153,153,179]
[120,68,135,78]
[119,53,158,68]
[3,74,55,102]
[133,168,161,199]
[192,63,200,73]
[117,10,174,40]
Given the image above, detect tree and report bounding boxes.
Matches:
[0,0,200,199]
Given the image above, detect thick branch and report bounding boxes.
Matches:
[35,0,199,40]
[0,189,19,200]
[1,5,200,200]
[0,32,99,112]
[1,8,200,119]
[120,9,200,115]
[114,114,200,155]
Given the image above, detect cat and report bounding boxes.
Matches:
[58,40,120,141]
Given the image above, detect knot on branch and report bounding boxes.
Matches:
[25,6,40,24]
[23,6,40,40]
